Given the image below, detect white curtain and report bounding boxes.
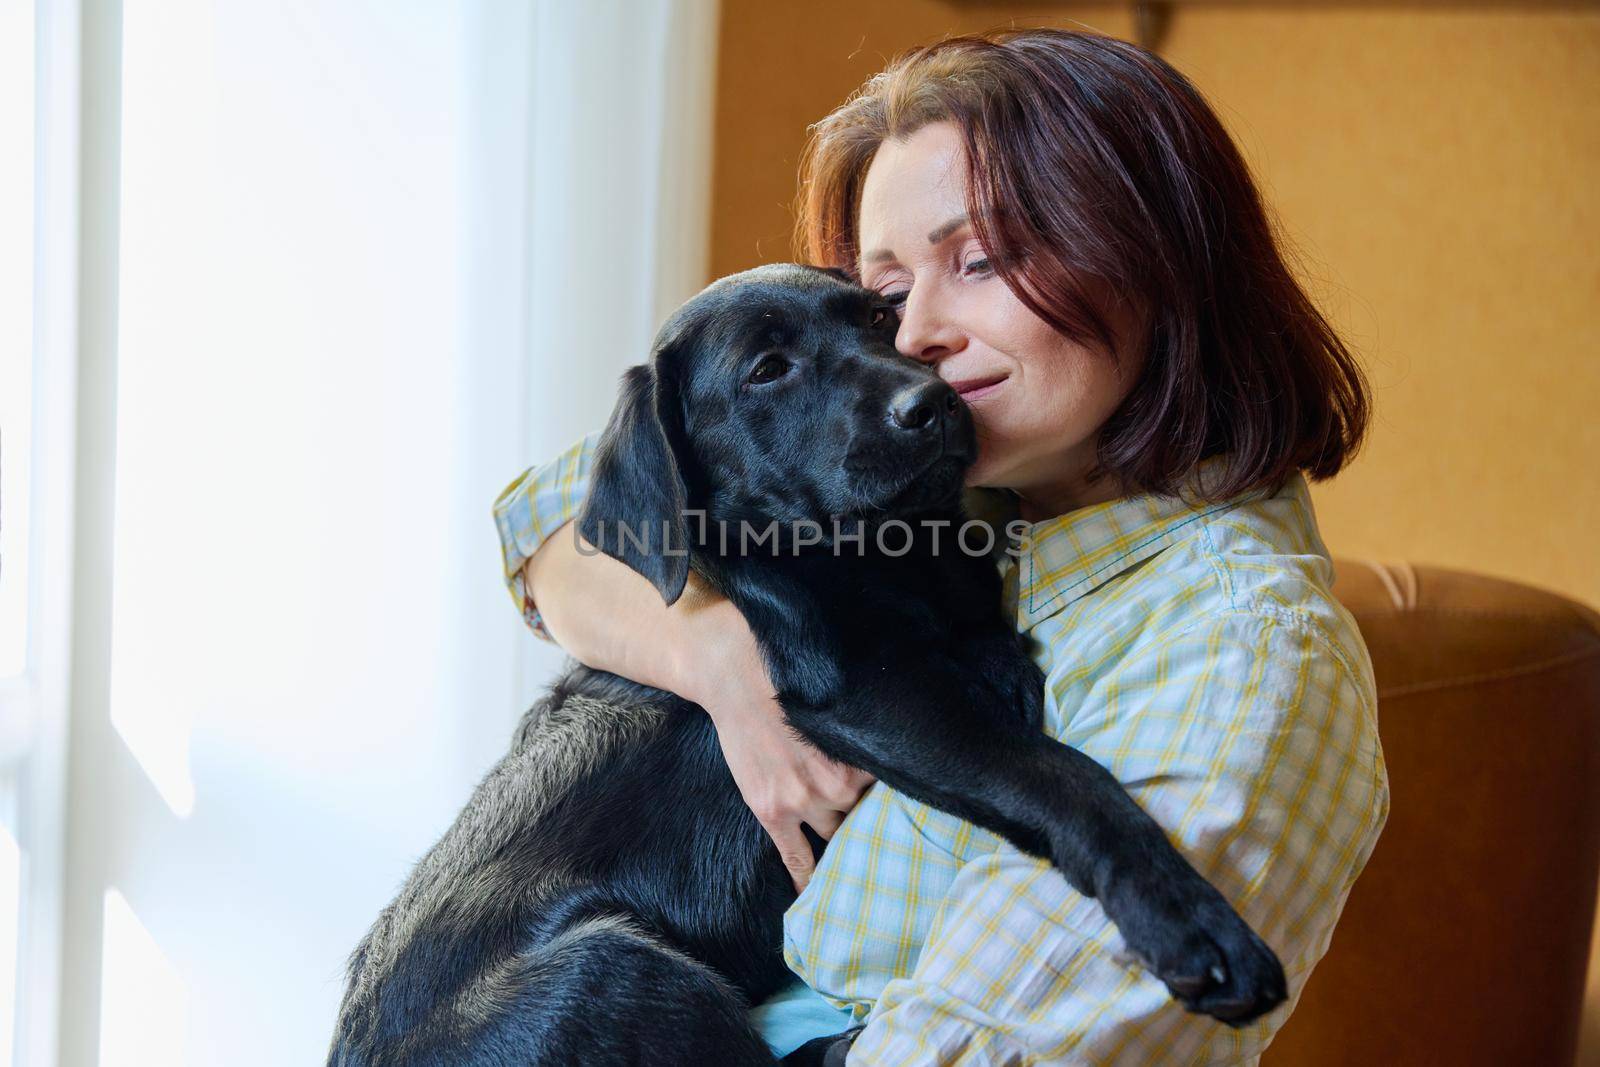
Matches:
[2,1,718,1064]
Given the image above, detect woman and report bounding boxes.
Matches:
[493,28,1388,1064]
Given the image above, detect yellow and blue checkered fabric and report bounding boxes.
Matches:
[493,432,1389,1065]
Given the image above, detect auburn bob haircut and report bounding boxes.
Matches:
[795,28,1370,501]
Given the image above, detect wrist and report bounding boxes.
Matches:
[665,577,748,710]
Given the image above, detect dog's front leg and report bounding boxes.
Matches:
[785,666,1287,1026]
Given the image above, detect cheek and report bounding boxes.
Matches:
[993,338,1128,451]
[1057,344,1131,425]
[968,290,1132,452]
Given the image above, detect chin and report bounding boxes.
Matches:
[962,456,1001,489]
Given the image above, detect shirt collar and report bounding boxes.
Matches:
[965,458,1278,632]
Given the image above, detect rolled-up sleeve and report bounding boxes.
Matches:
[491,430,600,643]
[848,610,1390,1065]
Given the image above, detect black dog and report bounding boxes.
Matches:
[328,264,1286,1066]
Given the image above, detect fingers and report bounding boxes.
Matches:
[819,759,876,812]
[705,685,876,894]
[808,808,847,842]
[763,818,818,894]
[845,765,877,801]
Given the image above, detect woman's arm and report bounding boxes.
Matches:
[496,434,874,893]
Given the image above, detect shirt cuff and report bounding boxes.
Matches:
[491,429,601,643]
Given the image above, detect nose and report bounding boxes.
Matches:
[895,283,966,365]
[890,378,961,432]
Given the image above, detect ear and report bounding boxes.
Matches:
[577,361,693,606]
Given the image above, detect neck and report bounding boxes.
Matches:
[1006,467,1125,523]
[979,441,1130,524]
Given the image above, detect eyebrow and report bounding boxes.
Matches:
[926,214,969,244]
[748,307,791,342]
[861,213,970,266]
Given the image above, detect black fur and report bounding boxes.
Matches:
[328,264,1287,1067]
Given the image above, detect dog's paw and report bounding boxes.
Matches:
[1105,873,1288,1027]
[781,1026,865,1067]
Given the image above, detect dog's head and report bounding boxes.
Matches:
[579,263,976,605]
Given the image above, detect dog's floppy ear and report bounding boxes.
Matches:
[578,360,692,606]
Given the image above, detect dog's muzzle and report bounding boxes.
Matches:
[888,377,976,463]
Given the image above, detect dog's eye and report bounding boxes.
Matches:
[870,305,899,330]
[748,354,790,385]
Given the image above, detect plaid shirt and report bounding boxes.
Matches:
[494,432,1389,1065]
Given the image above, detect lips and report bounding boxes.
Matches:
[947,373,1008,400]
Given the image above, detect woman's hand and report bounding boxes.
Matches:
[672,591,876,895]
[523,525,874,894]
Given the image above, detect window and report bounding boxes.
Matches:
[0,0,35,1061]
[0,0,36,684]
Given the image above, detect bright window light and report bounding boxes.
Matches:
[106,0,218,818]
[0,819,18,1067]
[99,888,187,1067]
[0,0,37,681]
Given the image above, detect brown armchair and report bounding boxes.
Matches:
[1267,560,1600,1066]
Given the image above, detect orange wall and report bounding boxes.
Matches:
[708,0,1600,1055]
[709,1,1600,610]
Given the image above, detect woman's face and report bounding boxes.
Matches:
[856,121,1143,520]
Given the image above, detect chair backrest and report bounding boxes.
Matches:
[1267,560,1600,1066]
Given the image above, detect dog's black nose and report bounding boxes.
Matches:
[890,380,960,431]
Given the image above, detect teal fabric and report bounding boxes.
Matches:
[750,978,858,1058]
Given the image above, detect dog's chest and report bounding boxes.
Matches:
[804,546,1004,646]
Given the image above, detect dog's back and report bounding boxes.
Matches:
[328,665,793,1066]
